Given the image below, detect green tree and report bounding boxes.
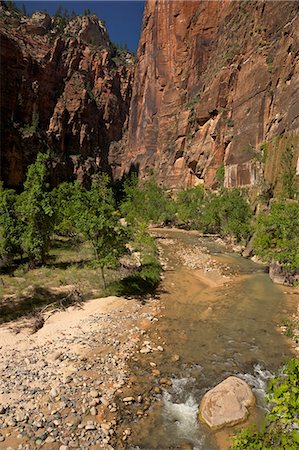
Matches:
[0,187,22,266]
[73,175,129,287]
[253,201,299,271]
[52,182,79,237]
[121,175,173,225]
[175,185,204,228]
[54,4,63,18]
[18,152,55,267]
[201,189,253,241]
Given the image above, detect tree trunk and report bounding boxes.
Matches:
[100,266,106,289]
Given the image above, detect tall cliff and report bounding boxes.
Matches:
[0,5,134,188]
[113,0,299,193]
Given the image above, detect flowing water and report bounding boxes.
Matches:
[127,230,296,450]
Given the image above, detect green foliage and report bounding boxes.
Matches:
[17,152,55,267]
[175,185,204,228]
[281,145,297,199]
[0,188,22,265]
[4,1,20,13]
[253,201,299,271]
[231,359,299,449]
[117,225,161,296]
[71,175,130,285]
[52,182,79,236]
[268,358,299,426]
[175,186,252,241]
[215,164,225,187]
[20,111,39,137]
[120,175,174,225]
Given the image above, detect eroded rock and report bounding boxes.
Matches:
[199,376,255,429]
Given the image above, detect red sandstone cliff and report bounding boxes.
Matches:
[0,6,134,188]
[114,0,299,192]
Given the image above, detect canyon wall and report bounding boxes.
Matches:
[0,6,133,188]
[114,0,299,192]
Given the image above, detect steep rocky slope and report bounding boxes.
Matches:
[0,5,134,188]
[114,0,299,193]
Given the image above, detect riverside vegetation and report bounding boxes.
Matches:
[0,152,298,448]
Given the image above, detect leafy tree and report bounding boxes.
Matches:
[201,189,253,241]
[54,4,63,18]
[0,187,23,266]
[121,175,173,225]
[17,152,55,267]
[175,185,204,228]
[52,182,79,236]
[231,358,299,449]
[73,175,129,287]
[253,201,299,271]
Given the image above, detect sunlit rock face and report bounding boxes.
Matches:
[0,7,134,188]
[113,0,299,191]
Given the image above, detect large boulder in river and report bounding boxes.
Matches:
[199,376,255,429]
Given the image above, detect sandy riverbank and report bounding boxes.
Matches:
[0,294,161,449]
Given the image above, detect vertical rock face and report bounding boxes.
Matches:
[115,0,299,191]
[0,7,134,188]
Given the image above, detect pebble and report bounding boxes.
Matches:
[89,389,99,398]
[123,396,134,402]
[140,347,151,354]
[90,406,97,416]
[50,387,59,398]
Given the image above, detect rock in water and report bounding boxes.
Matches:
[199,376,255,429]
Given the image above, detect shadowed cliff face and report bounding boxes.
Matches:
[0,8,134,188]
[113,0,299,191]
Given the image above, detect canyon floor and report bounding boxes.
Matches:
[0,230,298,450]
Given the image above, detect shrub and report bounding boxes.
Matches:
[175,185,205,228]
[201,189,253,242]
[0,187,23,266]
[253,201,299,271]
[120,175,174,225]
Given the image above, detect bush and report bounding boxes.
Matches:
[175,185,204,228]
[120,175,174,225]
[17,153,55,267]
[231,358,299,449]
[253,201,299,271]
[0,187,23,266]
[174,187,252,242]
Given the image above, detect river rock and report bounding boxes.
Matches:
[269,262,298,286]
[199,376,255,429]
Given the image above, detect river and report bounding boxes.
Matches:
[118,229,297,450]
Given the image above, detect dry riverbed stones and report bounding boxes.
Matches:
[0,299,161,449]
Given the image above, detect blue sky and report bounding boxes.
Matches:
[15,1,145,51]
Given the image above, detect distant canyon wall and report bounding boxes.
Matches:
[113,0,299,192]
[0,8,133,188]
